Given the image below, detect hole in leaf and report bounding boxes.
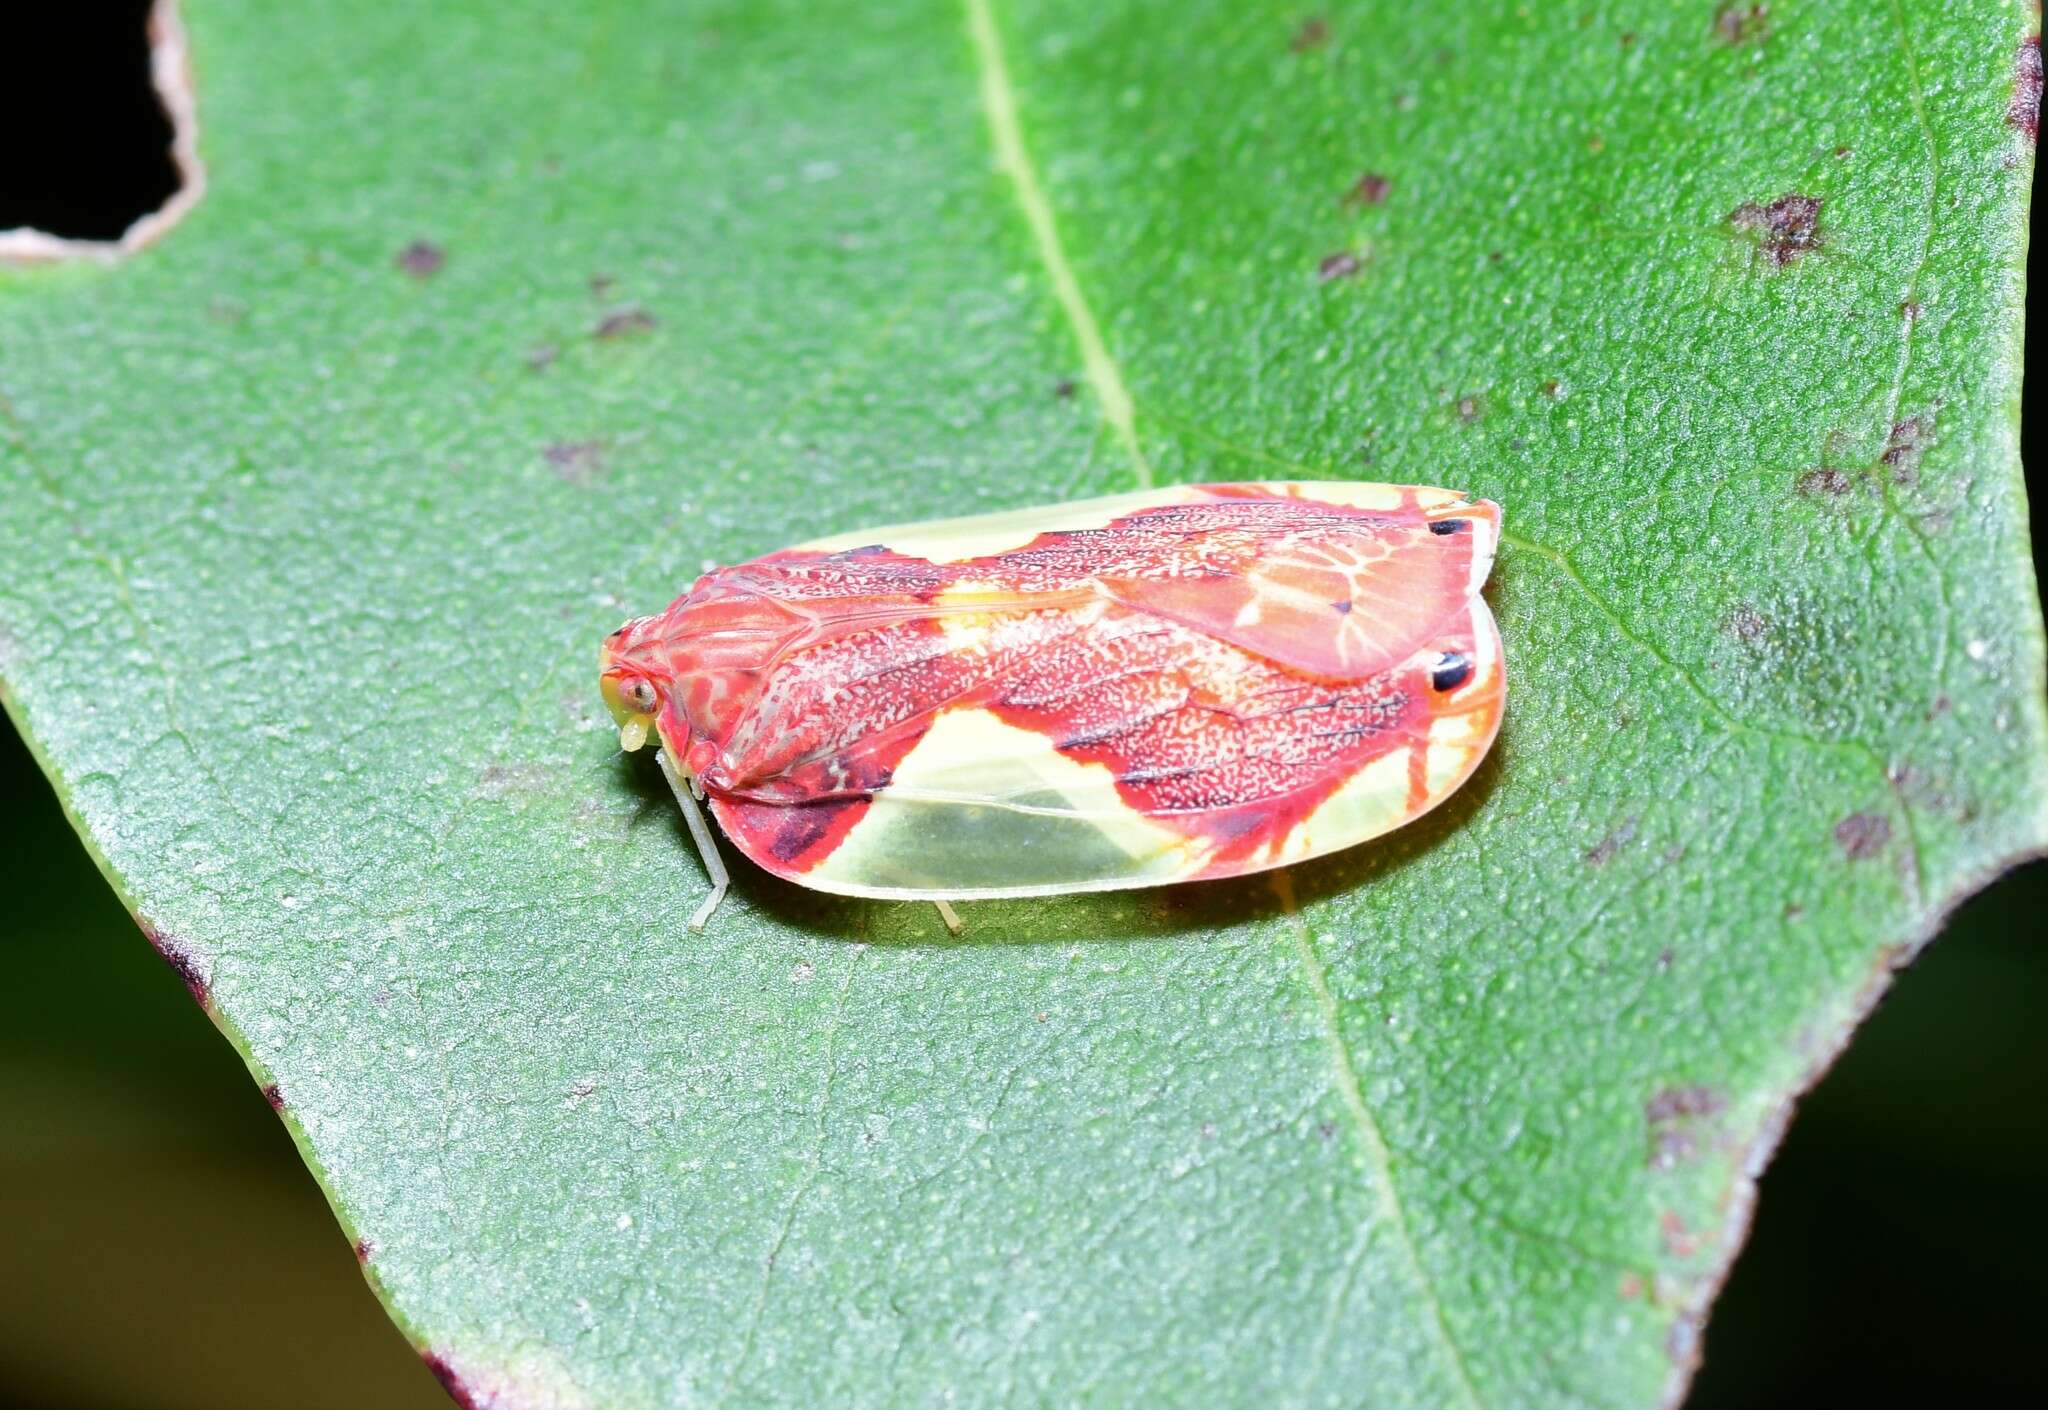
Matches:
[0,0,201,260]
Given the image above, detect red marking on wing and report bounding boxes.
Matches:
[988,606,1476,865]
[1097,493,1494,681]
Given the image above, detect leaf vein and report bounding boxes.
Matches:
[964,0,1151,489]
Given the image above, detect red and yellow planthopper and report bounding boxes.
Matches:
[600,481,1504,929]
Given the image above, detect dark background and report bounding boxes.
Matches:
[3,6,2043,1406]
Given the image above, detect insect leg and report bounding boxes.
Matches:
[933,899,963,935]
[656,748,729,931]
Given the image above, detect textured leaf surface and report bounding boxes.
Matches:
[2,2,2042,1405]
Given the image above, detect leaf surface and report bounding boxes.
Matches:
[2,2,2042,1405]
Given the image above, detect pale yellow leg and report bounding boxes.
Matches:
[656,748,728,931]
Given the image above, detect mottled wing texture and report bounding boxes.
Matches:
[670,482,1504,899]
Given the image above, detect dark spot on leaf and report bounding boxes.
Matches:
[1833,811,1892,860]
[1712,3,1770,45]
[1585,818,1638,867]
[1317,1121,1337,1142]
[1542,378,1565,399]
[1620,32,1637,49]
[544,440,606,486]
[1667,1314,1703,1367]
[478,761,555,798]
[1646,1082,1725,1169]
[396,240,444,278]
[354,1236,376,1262]
[594,306,656,339]
[422,1354,484,1410]
[1726,603,1769,642]
[1795,466,1857,498]
[262,1082,285,1111]
[1053,378,1077,399]
[140,919,209,1007]
[1290,17,1330,53]
[1881,411,1935,484]
[2011,35,2042,139]
[1657,948,1675,971]
[1317,250,1362,281]
[1659,1209,1701,1257]
[1728,193,1822,265]
[1343,172,1390,206]
[589,273,615,298]
[1646,1084,1725,1123]
[1834,145,1852,158]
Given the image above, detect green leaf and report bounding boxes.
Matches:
[3,0,2042,1404]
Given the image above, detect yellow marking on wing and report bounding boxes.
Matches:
[806,707,1195,900]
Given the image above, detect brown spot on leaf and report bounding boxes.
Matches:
[1833,811,1892,860]
[1881,412,1935,484]
[1795,466,1857,498]
[422,1354,484,1410]
[1647,1085,1725,1124]
[594,306,656,339]
[1660,1209,1701,1257]
[1727,604,1769,642]
[139,918,210,1008]
[2011,35,2042,139]
[544,440,606,486]
[1317,250,1363,281]
[1344,171,1391,206]
[1620,32,1637,49]
[354,1236,376,1263]
[1713,3,1770,45]
[1585,818,1638,866]
[1728,193,1822,265]
[478,761,555,797]
[1290,16,1330,53]
[1053,378,1077,399]
[396,240,445,278]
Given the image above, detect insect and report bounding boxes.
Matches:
[600,481,1504,929]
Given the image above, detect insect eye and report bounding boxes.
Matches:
[1429,652,1473,692]
[621,677,659,713]
[1429,518,1470,536]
